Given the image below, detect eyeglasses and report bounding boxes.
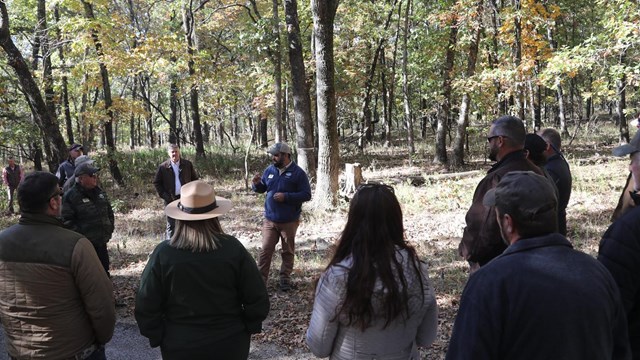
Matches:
[487,135,508,143]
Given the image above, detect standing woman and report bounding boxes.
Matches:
[306,184,438,359]
[135,181,269,360]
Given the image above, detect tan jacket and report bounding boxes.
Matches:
[0,213,115,359]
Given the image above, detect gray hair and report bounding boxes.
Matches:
[492,116,526,147]
[539,128,562,150]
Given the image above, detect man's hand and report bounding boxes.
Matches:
[273,192,285,202]
[252,173,262,186]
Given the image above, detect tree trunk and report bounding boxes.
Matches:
[311,0,340,208]
[453,0,483,167]
[81,0,124,186]
[0,1,66,170]
[272,0,283,143]
[183,2,205,157]
[617,52,629,143]
[435,18,458,164]
[359,0,398,149]
[284,0,316,178]
[402,0,414,155]
[169,73,179,145]
[54,5,73,145]
[512,0,524,121]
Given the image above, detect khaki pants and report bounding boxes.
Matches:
[258,219,300,283]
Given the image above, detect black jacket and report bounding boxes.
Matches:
[62,184,114,247]
[153,159,198,204]
[599,204,640,359]
[544,152,572,235]
[448,234,631,360]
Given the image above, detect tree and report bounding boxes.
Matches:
[81,0,124,186]
[311,0,340,209]
[284,0,316,178]
[453,0,483,166]
[0,0,66,170]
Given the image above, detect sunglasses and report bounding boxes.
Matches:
[487,135,509,143]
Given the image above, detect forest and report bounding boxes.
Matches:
[1,0,639,208]
[1,0,639,358]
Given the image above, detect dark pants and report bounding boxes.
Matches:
[160,331,250,360]
[164,196,179,240]
[94,244,110,277]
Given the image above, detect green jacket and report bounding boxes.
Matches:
[135,235,269,351]
[62,184,114,247]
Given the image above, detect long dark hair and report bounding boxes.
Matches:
[326,183,423,331]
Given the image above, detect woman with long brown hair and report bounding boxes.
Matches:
[306,183,438,359]
[135,181,269,359]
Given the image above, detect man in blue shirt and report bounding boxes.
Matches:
[252,143,311,291]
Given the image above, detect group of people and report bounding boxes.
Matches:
[0,114,638,360]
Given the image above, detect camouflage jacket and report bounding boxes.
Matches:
[62,184,114,246]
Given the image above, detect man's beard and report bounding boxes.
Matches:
[488,145,498,162]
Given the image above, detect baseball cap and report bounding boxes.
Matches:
[74,155,94,168]
[69,143,83,152]
[74,163,100,177]
[612,131,640,157]
[267,142,292,155]
[483,171,557,218]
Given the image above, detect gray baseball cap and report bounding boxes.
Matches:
[267,142,292,155]
[74,163,100,177]
[483,171,557,218]
[612,131,640,157]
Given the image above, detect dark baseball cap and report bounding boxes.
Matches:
[267,142,292,155]
[74,163,100,177]
[69,143,83,152]
[612,131,640,156]
[483,171,557,218]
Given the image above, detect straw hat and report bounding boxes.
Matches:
[165,181,233,221]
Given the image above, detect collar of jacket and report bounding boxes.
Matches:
[488,150,527,174]
[19,212,65,227]
[502,233,572,257]
[165,159,181,168]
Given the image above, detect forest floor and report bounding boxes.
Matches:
[102,141,628,359]
[0,137,630,359]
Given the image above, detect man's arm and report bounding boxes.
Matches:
[282,170,311,203]
[61,193,80,233]
[2,168,8,186]
[152,165,170,202]
[71,238,115,344]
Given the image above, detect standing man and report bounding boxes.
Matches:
[62,163,115,276]
[0,171,115,360]
[539,127,572,235]
[153,143,198,239]
[252,142,311,291]
[611,130,640,221]
[2,157,23,214]
[459,115,542,272]
[56,143,83,187]
[598,190,640,360]
[447,171,630,360]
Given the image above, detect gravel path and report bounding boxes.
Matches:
[0,321,315,360]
